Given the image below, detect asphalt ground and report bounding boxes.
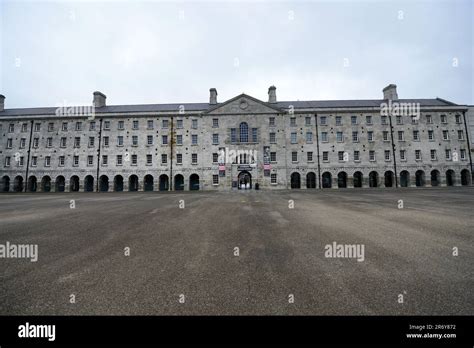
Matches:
[0,187,473,315]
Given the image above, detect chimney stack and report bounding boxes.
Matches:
[268,85,277,103]
[93,91,107,108]
[0,95,4,112]
[383,84,398,100]
[209,88,218,105]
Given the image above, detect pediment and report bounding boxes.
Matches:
[205,94,282,115]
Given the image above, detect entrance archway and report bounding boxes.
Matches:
[41,176,51,192]
[190,174,200,190]
[28,176,37,192]
[55,176,65,192]
[238,171,251,189]
[290,172,301,189]
[384,171,394,187]
[14,176,24,192]
[400,171,409,187]
[129,175,138,191]
[369,171,378,188]
[70,176,80,192]
[322,172,332,188]
[306,172,316,189]
[174,174,184,191]
[159,175,169,191]
[446,170,455,186]
[85,175,94,192]
[431,170,440,187]
[99,175,109,192]
[353,171,363,188]
[1,176,10,192]
[114,175,124,192]
[415,170,425,187]
[461,169,471,186]
[144,175,154,191]
[337,172,347,188]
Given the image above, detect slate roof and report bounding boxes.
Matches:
[0,97,461,117]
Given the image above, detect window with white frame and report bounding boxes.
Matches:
[291,132,297,144]
[88,155,93,166]
[369,150,375,161]
[176,134,182,145]
[75,122,82,131]
[271,173,277,184]
[102,155,108,165]
[428,130,434,141]
[442,130,449,140]
[269,132,276,143]
[73,156,79,166]
[307,152,313,162]
[212,118,219,128]
[306,132,313,143]
[385,150,391,161]
[415,150,421,160]
[354,150,360,161]
[292,151,297,162]
[132,120,139,130]
[430,149,437,160]
[352,131,358,142]
[176,153,182,164]
[212,134,219,145]
[212,175,219,185]
[322,151,329,162]
[367,131,373,142]
[321,132,328,142]
[147,154,152,165]
[191,153,197,164]
[103,136,109,147]
[132,135,138,146]
[337,131,344,142]
[400,150,406,161]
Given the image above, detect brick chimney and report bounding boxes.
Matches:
[0,95,4,112]
[209,88,218,105]
[93,91,106,108]
[268,85,277,103]
[383,84,398,100]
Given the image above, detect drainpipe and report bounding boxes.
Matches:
[24,120,34,192]
[388,110,398,187]
[96,118,103,192]
[462,110,473,181]
[314,113,321,189]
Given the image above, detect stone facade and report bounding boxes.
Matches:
[0,85,472,192]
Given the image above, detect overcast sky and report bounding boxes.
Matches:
[0,0,472,109]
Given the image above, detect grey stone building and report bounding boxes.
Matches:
[0,84,472,192]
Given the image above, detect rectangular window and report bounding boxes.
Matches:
[306,132,313,143]
[213,175,219,185]
[367,131,373,142]
[19,157,24,166]
[396,116,402,125]
[369,150,375,161]
[20,138,26,148]
[104,121,110,130]
[321,132,328,142]
[162,135,168,145]
[103,136,109,147]
[212,134,219,145]
[212,118,219,128]
[381,116,388,125]
[458,130,464,140]
[352,131,358,142]
[320,116,327,125]
[75,122,82,131]
[48,122,54,131]
[21,123,27,132]
[443,130,449,140]
[335,116,342,126]
[132,120,139,130]
[305,116,311,126]
[73,156,79,166]
[88,137,94,147]
[354,150,360,161]
[176,153,183,164]
[455,114,461,124]
[191,153,197,164]
[147,135,153,145]
[192,134,198,145]
[441,115,447,124]
[383,131,389,141]
[118,121,124,130]
[460,149,466,160]
[162,119,169,129]
[292,151,297,162]
[60,137,66,147]
[291,132,297,144]
[445,149,451,160]
[34,123,41,132]
[252,128,258,143]
[430,150,437,161]
[89,121,96,131]
[413,130,419,141]
[231,128,237,143]
[426,115,432,124]
[147,120,154,129]
[351,115,357,125]
[290,117,296,126]
[400,150,406,161]
[385,150,391,161]
[117,155,123,165]
[4,156,10,167]
[176,134,183,145]
[191,119,198,129]
[270,152,276,162]
[322,151,329,162]
[33,138,39,148]
[176,119,183,129]
[428,130,434,141]
[31,156,37,166]
[147,154,152,165]
[59,156,65,166]
[7,138,13,149]
[307,151,313,162]
[366,115,372,124]
[269,132,276,143]
[117,136,123,146]
[47,137,53,147]
[132,135,138,146]
[411,116,418,125]
[213,153,219,163]
[73,137,80,148]
[338,151,344,161]
[398,131,404,141]
[62,122,68,131]
[131,154,138,165]
[336,131,343,142]
[271,173,277,184]
[269,117,275,126]
[415,150,421,161]
[87,155,93,166]
[8,124,14,133]
[102,155,108,165]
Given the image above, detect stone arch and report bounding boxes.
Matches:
[461,169,471,186]
[174,174,184,191]
[306,172,316,189]
[114,175,124,192]
[384,171,394,188]
[129,175,138,191]
[337,171,347,188]
[144,175,154,191]
[430,170,440,187]
[159,174,169,191]
[290,172,301,189]
[415,170,425,187]
[400,170,410,187]
[189,174,200,191]
[446,170,455,186]
[84,175,94,192]
[70,175,80,192]
[41,176,52,192]
[369,171,379,188]
[55,176,65,192]
[353,171,363,188]
[322,172,332,188]
[99,175,109,192]
[1,175,10,192]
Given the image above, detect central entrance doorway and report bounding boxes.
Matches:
[238,171,252,189]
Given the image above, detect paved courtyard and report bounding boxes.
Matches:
[0,187,473,315]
